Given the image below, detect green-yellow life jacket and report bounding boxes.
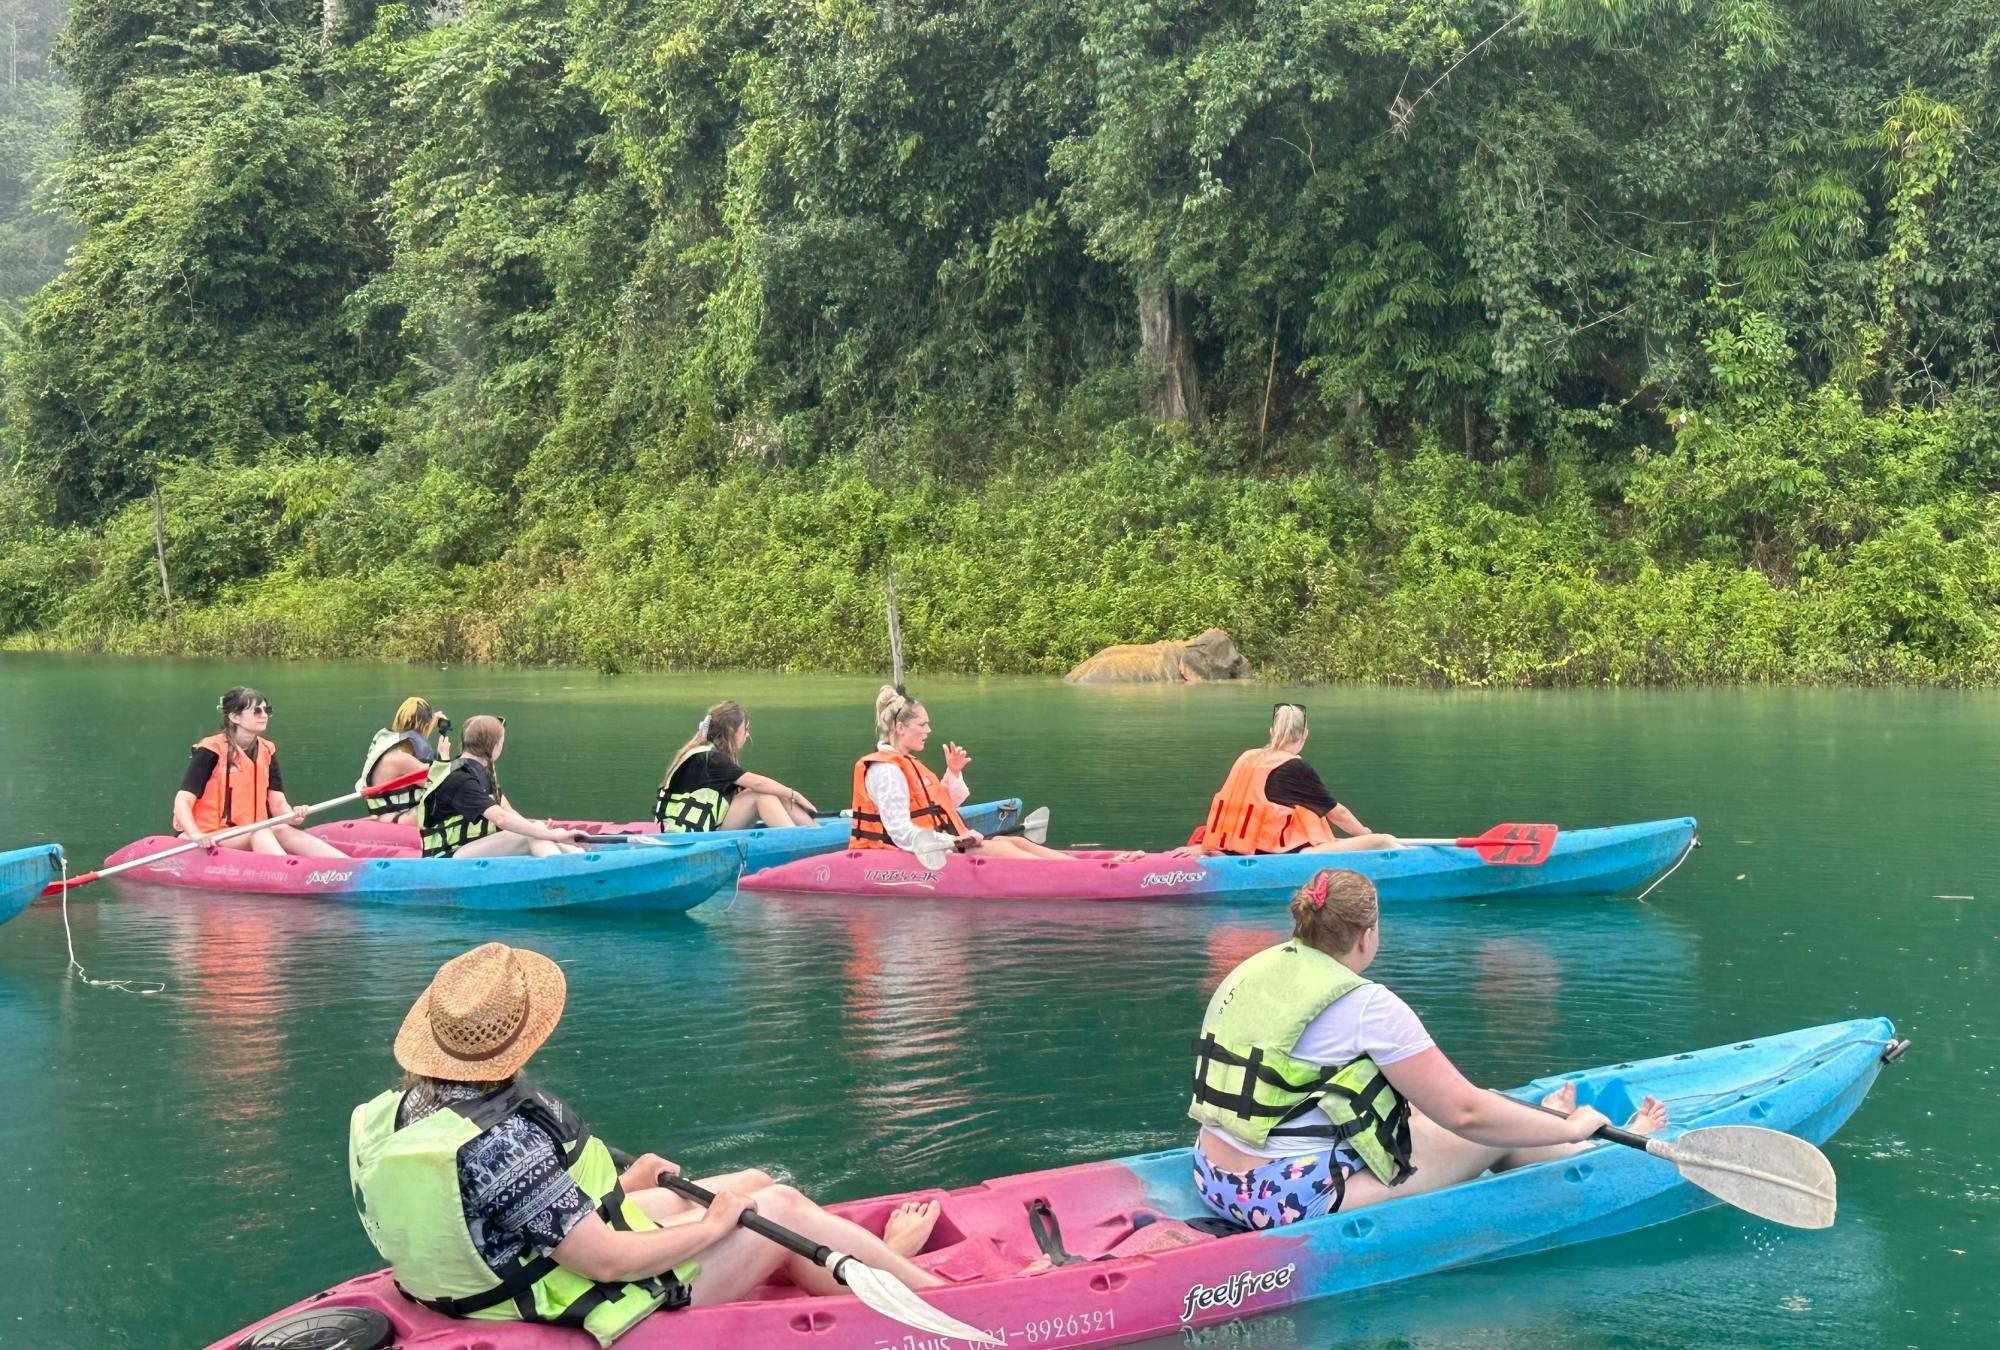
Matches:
[417,759,499,858]
[356,729,436,818]
[653,746,726,834]
[1188,941,1415,1186]
[349,1080,697,1347]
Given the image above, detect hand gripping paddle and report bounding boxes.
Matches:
[659,1174,999,1345]
[1515,1096,1837,1228]
[1400,822,1558,866]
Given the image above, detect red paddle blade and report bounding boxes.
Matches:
[1459,823,1557,866]
[38,871,97,896]
[360,765,432,797]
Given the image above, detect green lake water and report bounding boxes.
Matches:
[0,652,1993,1347]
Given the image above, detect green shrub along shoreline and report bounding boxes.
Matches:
[6,389,1997,687]
[5,3,2000,684]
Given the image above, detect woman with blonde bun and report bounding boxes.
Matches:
[850,686,1076,860]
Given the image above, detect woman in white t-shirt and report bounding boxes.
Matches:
[1190,869,1666,1229]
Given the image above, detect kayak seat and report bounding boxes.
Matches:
[1025,1199,1240,1267]
[1102,1213,1243,1257]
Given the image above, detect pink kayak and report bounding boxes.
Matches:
[205,1017,1893,1350]
[98,827,742,911]
[318,797,1024,877]
[738,818,1699,904]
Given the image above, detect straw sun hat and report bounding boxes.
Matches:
[395,943,567,1081]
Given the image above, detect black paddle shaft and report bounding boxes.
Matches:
[1519,1094,1650,1150]
[657,1173,839,1271]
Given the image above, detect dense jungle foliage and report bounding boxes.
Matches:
[2,0,1998,683]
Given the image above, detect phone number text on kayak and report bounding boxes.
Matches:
[867,1309,1115,1348]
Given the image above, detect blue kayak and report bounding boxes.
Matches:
[319,798,1026,875]
[99,834,743,912]
[1196,815,1700,903]
[1,844,62,926]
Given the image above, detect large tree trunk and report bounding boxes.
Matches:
[321,0,342,50]
[1138,277,1201,424]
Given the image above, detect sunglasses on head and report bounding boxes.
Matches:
[1273,702,1305,716]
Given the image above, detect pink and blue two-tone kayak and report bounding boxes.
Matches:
[740,817,1698,904]
[207,1016,1895,1350]
[98,832,742,912]
[319,798,1024,878]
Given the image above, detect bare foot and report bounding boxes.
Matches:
[1624,1094,1667,1135]
[1019,1254,1055,1276]
[1540,1082,1577,1112]
[882,1199,941,1257]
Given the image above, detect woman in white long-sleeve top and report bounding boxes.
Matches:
[848,685,1073,860]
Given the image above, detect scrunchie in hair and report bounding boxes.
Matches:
[696,714,712,739]
[1304,873,1329,909]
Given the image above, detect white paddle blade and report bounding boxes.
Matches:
[1021,806,1051,844]
[838,1257,1001,1346]
[1652,1125,1837,1229]
[910,831,952,870]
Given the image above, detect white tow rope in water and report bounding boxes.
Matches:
[57,856,165,996]
[1633,832,1699,904]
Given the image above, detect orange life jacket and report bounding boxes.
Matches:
[1196,748,1336,855]
[850,751,971,849]
[185,732,276,835]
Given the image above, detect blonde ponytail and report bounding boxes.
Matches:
[874,685,921,744]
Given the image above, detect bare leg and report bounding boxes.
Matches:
[272,825,349,858]
[215,831,287,857]
[1338,1095,1667,1211]
[450,832,536,859]
[718,794,765,831]
[631,1169,776,1224]
[751,793,798,830]
[966,836,1073,861]
[630,1183,943,1302]
[745,792,815,828]
[1305,833,1399,853]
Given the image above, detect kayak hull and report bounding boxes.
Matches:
[741,817,1698,903]
[1,843,62,926]
[205,1016,1893,1350]
[321,798,1024,874]
[100,835,743,912]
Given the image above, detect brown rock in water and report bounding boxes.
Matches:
[1064,629,1256,684]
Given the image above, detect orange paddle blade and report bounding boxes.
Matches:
[1457,823,1557,865]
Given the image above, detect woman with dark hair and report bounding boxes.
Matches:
[172,687,348,857]
[1188,868,1666,1229]
[654,700,819,833]
[416,716,588,859]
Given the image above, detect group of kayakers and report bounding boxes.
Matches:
[355,874,1667,1334]
[167,681,1674,1340]
[180,685,1401,867]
